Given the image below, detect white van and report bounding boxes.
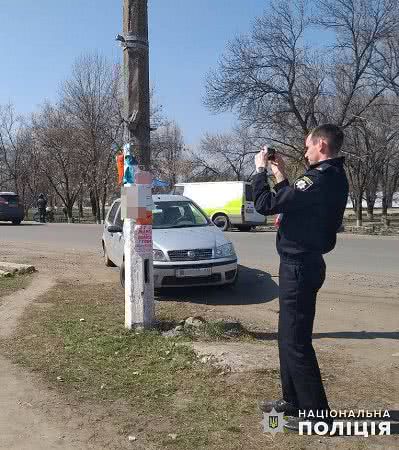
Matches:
[172,181,266,231]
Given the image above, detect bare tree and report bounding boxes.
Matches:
[380,151,399,221]
[190,125,259,182]
[315,0,399,126]
[151,121,187,187]
[205,0,399,169]
[61,53,121,222]
[345,98,399,225]
[32,103,87,222]
[205,0,326,163]
[374,104,399,222]
[0,104,39,212]
[61,55,165,220]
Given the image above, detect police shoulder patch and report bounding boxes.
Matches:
[294,176,314,191]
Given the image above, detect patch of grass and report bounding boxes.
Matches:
[0,274,32,300]
[1,282,275,448]
[187,320,253,341]
[203,320,230,339]
[156,302,253,341]
[0,282,372,449]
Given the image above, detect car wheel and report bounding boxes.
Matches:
[12,219,22,225]
[212,214,230,231]
[120,261,125,288]
[103,242,116,267]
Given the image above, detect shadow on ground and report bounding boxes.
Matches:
[157,264,279,305]
[252,330,399,341]
[0,222,44,227]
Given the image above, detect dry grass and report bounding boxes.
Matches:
[0,274,32,301]
[0,281,388,449]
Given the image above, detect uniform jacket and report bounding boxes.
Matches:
[252,157,349,256]
[37,197,47,211]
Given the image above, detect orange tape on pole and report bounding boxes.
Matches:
[116,153,124,185]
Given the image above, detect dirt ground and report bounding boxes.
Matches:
[0,240,398,449]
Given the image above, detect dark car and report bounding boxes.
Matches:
[0,192,24,225]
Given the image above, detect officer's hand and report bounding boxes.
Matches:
[269,154,287,184]
[255,146,268,169]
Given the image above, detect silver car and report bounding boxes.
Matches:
[102,195,238,288]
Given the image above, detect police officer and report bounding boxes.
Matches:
[37,193,47,223]
[252,124,349,431]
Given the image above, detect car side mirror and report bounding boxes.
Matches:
[107,225,123,233]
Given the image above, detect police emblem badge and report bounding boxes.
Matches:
[295,176,313,191]
[260,408,287,434]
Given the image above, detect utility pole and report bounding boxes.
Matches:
[123,0,151,169]
[119,0,154,329]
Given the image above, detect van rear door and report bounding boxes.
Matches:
[243,183,265,224]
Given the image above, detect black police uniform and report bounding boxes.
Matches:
[252,157,349,415]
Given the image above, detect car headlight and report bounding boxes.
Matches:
[215,242,236,258]
[153,249,167,261]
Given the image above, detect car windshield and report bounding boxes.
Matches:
[152,201,209,229]
[0,194,19,204]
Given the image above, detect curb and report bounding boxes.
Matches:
[252,226,276,232]
[0,262,36,276]
[0,270,13,278]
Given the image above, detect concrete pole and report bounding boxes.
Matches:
[122,0,154,329]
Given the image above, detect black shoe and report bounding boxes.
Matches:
[284,416,334,433]
[258,399,299,416]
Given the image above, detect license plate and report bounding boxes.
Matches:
[176,268,211,278]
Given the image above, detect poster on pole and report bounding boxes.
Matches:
[121,184,153,220]
[133,224,153,256]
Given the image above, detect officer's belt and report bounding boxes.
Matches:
[279,251,323,263]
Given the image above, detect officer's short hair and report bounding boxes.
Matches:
[309,124,344,156]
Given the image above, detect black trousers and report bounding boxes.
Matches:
[39,210,46,223]
[278,253,329,415]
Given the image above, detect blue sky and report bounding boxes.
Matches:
[0,0,272,146]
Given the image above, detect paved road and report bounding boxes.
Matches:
[228,229,399,275]
[0,223,399,274]
[1,222,398,274]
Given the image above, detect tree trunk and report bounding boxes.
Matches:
[78,191,84,217]
[381,194,388,218]
[365,194,375,221]
[356,193,363,227]
[381,192,393,226]
[95,193,101,224]
[89,190,97,218]
[350,193,357,213]
[365,183,378,221]
[101,186,107,222]
[366,205,374,221]
[67,205,74,224]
